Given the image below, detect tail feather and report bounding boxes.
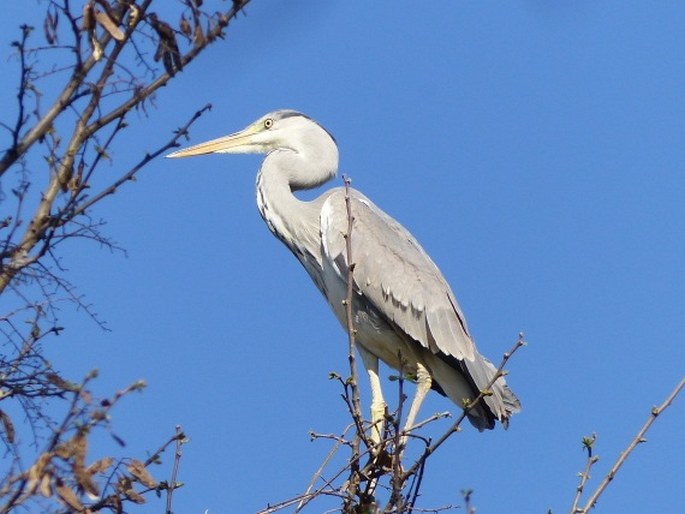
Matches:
[465,356,521,430]
[429,351,521,431]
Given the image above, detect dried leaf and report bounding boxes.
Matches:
[54,443,71,459]
[51,5,59,28]
[39,473,52,498]
[80,389,92,404]
[46,372,77,391]
[206,19,215,42]
[154,40,164,62]
[111,432,126,447]
[90,35,103,61]
[217,12,230,28]
[149,13,182,75]
[150,13,174,38]
[87,456,113,475]
[111,493,122,514]
[193,21,205,47]
[26,453,52,494]
[179,14,192,38]
[72,432,87,465]
[94,9,125,41]
[123,487,146,504]
[68,174,81,194]
[162,50,174,75]
[127,459,157,488]
[126,4,140,28]
[90,409,107,422]
[0,409,15,444]
[56,480,84,511]
[172,47,183,73]
[82,1,95,31]
[76,468,100,500]
[44,11,57,45]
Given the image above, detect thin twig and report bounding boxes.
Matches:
[461,489,475,514]
[165,425,185,514]
[341,173,364,510]
[577,377,685,513]
[405,412,451,433]
[296,424,355,512]
[569,434,597,514]
[0,0,253,177]
[388,355,406,510]
[402,334,526,481]
[72,104,212,219]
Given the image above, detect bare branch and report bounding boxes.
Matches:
[576,377,685,513]
[71,103,212,219]
[0,3,253,512]
[401,334,527,483]
[165,425,186,514]
[341,173,365,511]
[569,434,598,514]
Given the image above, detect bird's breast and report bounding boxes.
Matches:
[319,260,419,373]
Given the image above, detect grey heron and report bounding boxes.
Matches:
[167,110,520,441]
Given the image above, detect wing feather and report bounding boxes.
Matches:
[321,189,476,362]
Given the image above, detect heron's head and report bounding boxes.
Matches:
[166,110,337,159]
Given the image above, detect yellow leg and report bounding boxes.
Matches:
[401,361,431,449]
[359,347,386,447]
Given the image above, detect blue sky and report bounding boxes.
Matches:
[2,1,684,513]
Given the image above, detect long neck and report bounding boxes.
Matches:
[256,152,334,283]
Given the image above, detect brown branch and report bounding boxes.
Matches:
[296,423,355,513]
[0,27,95,177]
[404,411,451,434]
[387,356,407,511]
[82,0,254,139]
[342,175,361,414]
[72,103,212,219]
[8,25,33,150]
[0,102,211,296]
[577,376,685,513]
[0,0,253,295]
[341,173,364,511]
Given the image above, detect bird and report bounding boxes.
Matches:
[167,110,520,442]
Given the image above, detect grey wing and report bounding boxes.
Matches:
[320,189,477,363]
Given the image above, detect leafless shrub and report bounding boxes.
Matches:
[0,1,252,511]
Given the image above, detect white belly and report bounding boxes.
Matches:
[320,262,421,374]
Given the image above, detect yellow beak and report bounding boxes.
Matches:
[166,125,261,158]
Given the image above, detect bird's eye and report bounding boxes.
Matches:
[264,118,274,129]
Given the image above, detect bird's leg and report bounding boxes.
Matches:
[359,348,386,449]
[400,362,432,451]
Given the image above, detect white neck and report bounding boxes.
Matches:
[255,154,335,290]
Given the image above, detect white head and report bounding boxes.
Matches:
[167,110,339,190]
